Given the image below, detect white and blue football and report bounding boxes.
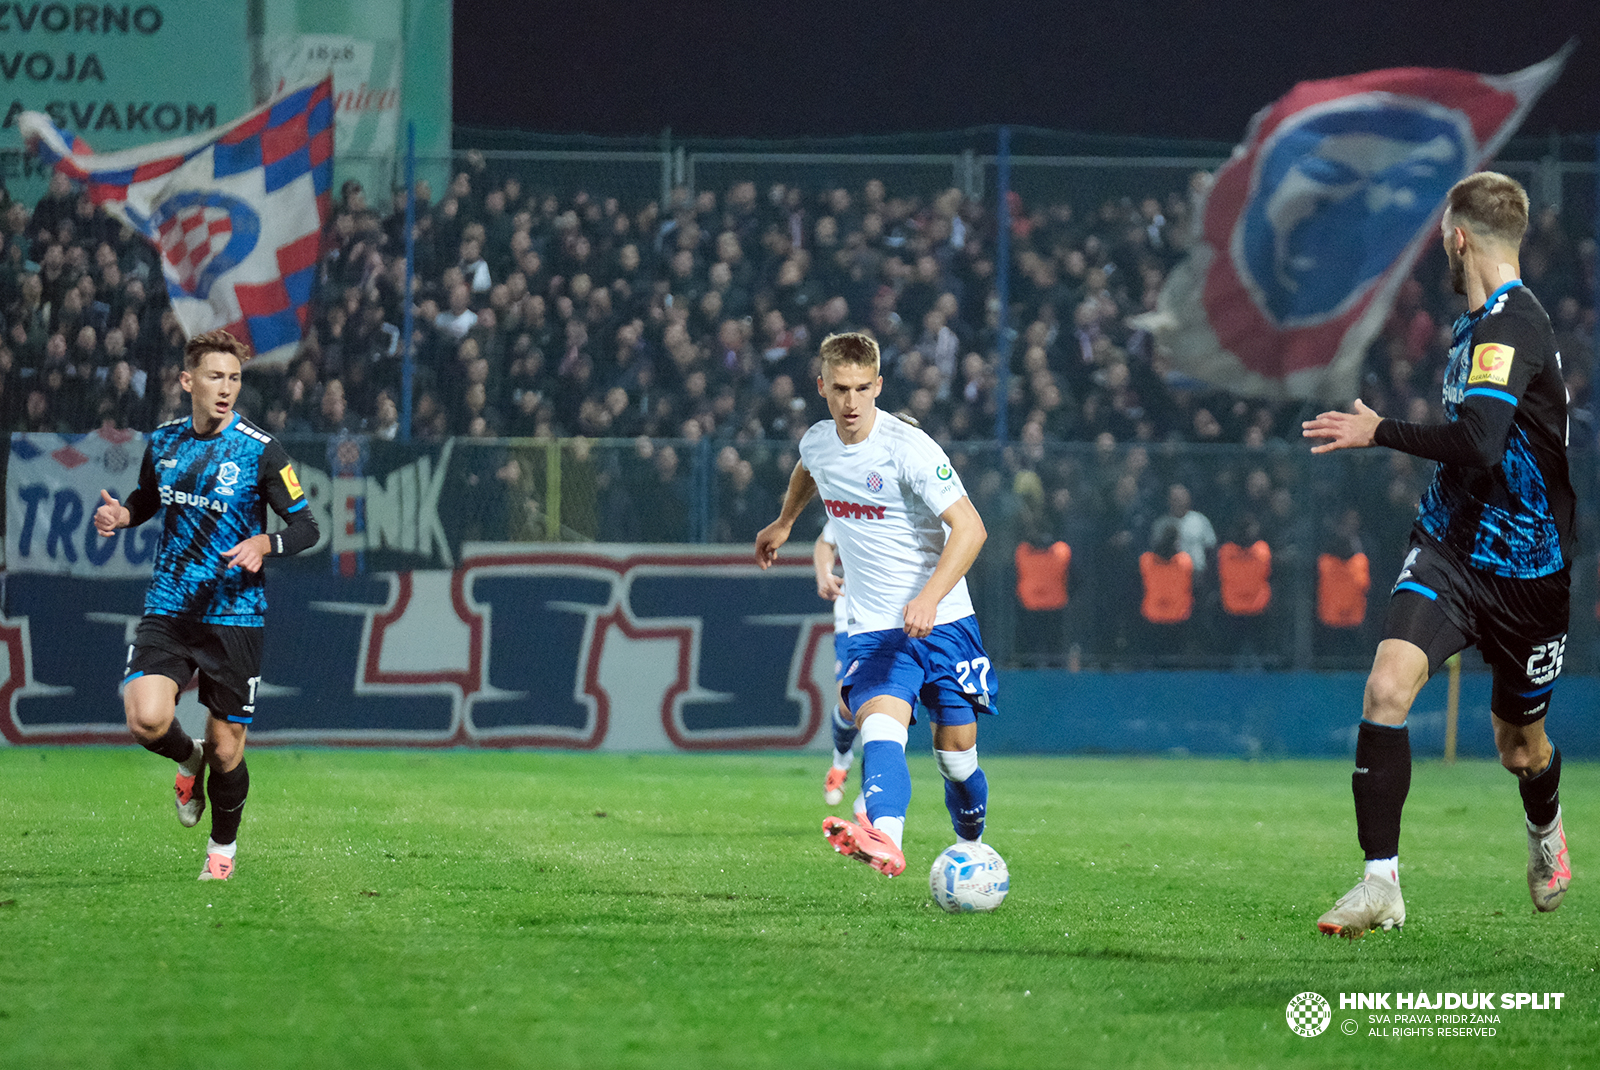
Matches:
[929,842,1009,913]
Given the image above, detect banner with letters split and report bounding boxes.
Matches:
[7,430,465,576]
[0,547,838,751]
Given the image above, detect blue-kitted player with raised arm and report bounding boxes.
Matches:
[1303,172,1574,937]
[94,329,319,881]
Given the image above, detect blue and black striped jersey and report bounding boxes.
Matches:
[126,412,314,625]
[1376,281,1573,579]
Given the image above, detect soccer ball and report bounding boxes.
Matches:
[929,842,1009,913]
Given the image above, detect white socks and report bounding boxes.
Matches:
[873,816,905,848]
[859,713,908,747]
[934,745,978,782]
[1529,807,1561,836]
[1364,857,1398,885]
[206,838,237,859]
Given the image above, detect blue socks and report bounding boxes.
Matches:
[860,713,910,846]
[830,705,858,765]
[856,717,993,848]
[936,746,987,842]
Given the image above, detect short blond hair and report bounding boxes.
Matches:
[819,331,880,375]
[1445,171,1529,249]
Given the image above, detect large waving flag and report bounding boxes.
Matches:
[21,78,333,370]
[1133,46,1570,401]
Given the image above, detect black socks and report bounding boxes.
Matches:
[207,759,250,846]
[1519,746,1562,829]
[1353,720,1411,861]
[141,719,197,764]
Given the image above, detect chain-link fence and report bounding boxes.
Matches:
[382,126,1596,234]
[268,433,1600,677]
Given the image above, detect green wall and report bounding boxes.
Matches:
[0,1,253,199]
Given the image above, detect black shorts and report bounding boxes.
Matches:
[124,615,264,725]
[1383,533,1569,726]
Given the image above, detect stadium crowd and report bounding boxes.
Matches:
[2,156,1597,665]
[7,157,1594,449]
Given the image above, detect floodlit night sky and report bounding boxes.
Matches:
[454,0,1596,141]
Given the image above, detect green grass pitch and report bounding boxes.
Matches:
[1,749,1595,1069]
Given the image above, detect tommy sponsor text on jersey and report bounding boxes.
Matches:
[800,413,973,634]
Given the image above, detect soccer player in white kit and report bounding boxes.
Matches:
[816,522,861,808]
[757,332,995,876]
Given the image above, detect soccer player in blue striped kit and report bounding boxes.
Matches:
[757,331,995,877]
[1304,172,1574,936]
[94,329,319,881]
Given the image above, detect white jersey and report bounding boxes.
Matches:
[820,520,850,634]
[800,411,975,634]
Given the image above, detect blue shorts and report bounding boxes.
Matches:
[840,615,998,726]
[833,630,854,681]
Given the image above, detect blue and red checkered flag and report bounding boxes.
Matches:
[20,78,333,370]
[1133,46,1570,401]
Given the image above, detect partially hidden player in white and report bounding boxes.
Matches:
[816,522,862,809]
[757,331,995,876]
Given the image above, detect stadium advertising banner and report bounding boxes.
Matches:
[0,0,251,201]
[8,427,155,578]
[263,35,400,158]
[7,430,463,576]
[255,0,453,199]
[0,547,839,751]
